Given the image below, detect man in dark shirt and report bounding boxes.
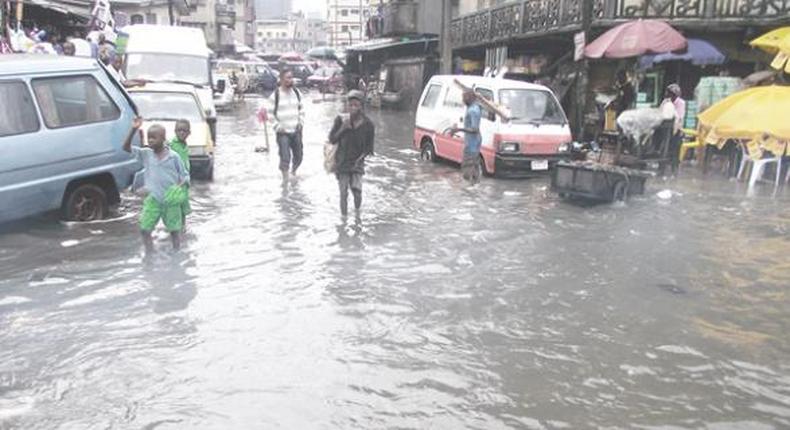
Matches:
[328,90,375,217]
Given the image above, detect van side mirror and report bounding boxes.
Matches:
[488,111,496,122]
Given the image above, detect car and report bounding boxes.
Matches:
[127,83,215,180]
[122,24,217,143]
[306,66,343,93]
[278,62,314,86]
[414,75,572,177]
[242,61,279,93]
[212,73,236,111]
[0,55,141,224]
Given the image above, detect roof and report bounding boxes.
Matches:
[345,36,438,53]
[122,25,210,57]
[0,54,99,76]
[126,82,200,95]
[26,0,93,17]
[428,75,552,92]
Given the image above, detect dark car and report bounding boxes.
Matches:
[245,62,279,93]
[278,62,314,86]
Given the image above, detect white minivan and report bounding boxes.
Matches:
[414,75,572,177]
[122,24,218,142]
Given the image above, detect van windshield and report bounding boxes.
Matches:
[126,54,210,86]
[130,92,204,122]
[499,89,567,125]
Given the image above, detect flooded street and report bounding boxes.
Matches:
[2,95,790,429]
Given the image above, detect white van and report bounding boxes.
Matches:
[122,25,217,142]
[414,75,572,176]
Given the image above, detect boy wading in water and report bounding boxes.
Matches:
[168,119,192,228]
[328,90,375,217]
[449,90,483,184]
[123,117,190,253]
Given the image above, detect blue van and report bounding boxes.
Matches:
[0,55,140,224]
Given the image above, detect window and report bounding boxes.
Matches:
[475,87,495,119]
[499,89,566,125]
[351,8,359,14]
[351,25,359,31]
[341,25,349,32]
[131,14,144,24]
[145,13,157,24]
[0,82,40,137]
[32,75,120,129]
[443,84,465,109]
[421,84,442,109]
[341,9,348,16]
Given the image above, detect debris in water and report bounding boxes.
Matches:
[61,240,80,248]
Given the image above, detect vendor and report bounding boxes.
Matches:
[660,84,686,174]
[613,69,635,116]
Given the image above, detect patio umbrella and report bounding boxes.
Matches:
[749,26,790,73]
[698,86,790,153]
[306,46,336,59]
[638,38,725,68]
[584,19,687,59]
[278,51,304,61]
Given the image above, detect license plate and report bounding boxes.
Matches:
[531,160,549,171]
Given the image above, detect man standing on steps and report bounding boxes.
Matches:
[269,70,305,181]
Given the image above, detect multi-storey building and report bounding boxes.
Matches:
[179,0,235,54]
[326,0,373,48]
[255,13,311,54]
[233,0,256,48]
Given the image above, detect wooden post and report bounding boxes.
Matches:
[440,0,453,74]
[575,0,593,140]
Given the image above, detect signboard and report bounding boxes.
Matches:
[574,31,585,61]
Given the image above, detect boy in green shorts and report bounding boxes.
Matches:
[123,117,190,253]
[168,119,192,228]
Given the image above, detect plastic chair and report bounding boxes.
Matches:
[737,142,784,190]
[679,128,703,161]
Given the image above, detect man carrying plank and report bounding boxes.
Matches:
[449,89,484,184]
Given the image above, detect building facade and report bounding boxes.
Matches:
[326,0,372,48]
[233,0,256,48]
[255,13,310,54]
[179,0,235,54]
[113,0,192,27]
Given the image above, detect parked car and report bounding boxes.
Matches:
[278,62,314,86]
[243,61,278,93]
[122,24,217,143]
[0,55,140,224]
[212,73,236,111]
[306,66,343,93]
[414,75,572,177]
[127,83,215,180]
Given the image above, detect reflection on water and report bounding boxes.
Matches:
[1,95,790,429]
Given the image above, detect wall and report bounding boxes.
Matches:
[326,0,372,48]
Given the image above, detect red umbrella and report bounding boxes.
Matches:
[278,51,304,61]
[584,19,687,59]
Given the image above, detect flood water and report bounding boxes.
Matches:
[1,95,790,429]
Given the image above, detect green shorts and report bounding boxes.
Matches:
[140,195,184,232]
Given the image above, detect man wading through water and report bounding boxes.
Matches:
[449,90,482,184]
[269,70,305,181]
[329,90,375,217]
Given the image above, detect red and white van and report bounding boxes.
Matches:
[413,75,572,176]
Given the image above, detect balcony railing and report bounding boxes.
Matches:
[452,0,790,48]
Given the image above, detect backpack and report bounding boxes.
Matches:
[273,87,302,119]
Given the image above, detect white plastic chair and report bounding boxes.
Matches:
[737,142,784,191]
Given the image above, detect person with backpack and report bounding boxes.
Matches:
[269,70,304,181]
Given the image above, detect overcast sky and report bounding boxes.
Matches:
[292,0,326,16]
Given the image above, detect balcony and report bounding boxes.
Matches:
[381,0,419,36]
[451,0,790,48]
[215,3,236,26]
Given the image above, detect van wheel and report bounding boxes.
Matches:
[63,184,108,222]
[420,141,437,163]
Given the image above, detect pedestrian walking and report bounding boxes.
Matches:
[328,90,375,217]
[122,117,190,253]
[449,90,483,184]
[269,70,304,181]
[661,83,686,175]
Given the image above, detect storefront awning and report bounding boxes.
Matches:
[23,0,95,17]
[345,36,438,53]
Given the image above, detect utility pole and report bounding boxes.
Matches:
[440,0,453,73]
[168,0,175,25]
[575,0,593,139]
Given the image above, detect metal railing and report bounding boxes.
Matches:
[451,0,790,47]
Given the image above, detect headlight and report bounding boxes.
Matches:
[500,142,520,153]
[558,143,570,153]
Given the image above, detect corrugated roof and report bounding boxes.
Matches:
[345,36,438,53]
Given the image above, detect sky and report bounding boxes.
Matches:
[292,0,326,16]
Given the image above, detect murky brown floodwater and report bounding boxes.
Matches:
[1,94,790,429]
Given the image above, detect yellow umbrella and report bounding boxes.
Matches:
[749,27,790,73]
[698,86,790,157]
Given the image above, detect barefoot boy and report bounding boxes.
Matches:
[168,119,192,228]
[123,117,190,253]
